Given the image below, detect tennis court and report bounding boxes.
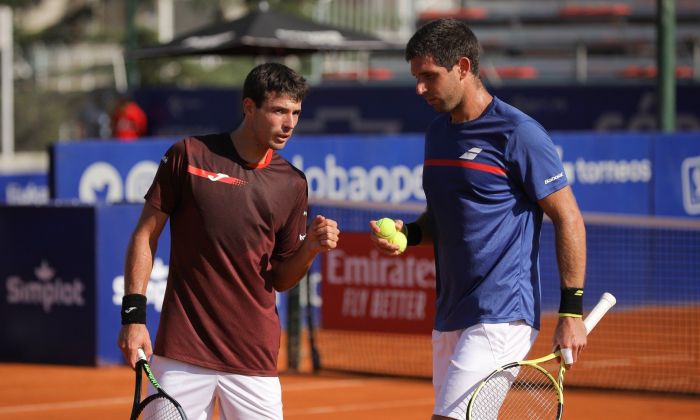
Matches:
[1,362,699,420]
[2,206,698,419]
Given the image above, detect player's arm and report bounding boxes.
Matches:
[117,203,169,368]
[402,211,433,245]
[271,215,340,292]
[538,186,587,366]
[369,211,433,256]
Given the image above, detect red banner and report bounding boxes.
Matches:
[321,232,436,334]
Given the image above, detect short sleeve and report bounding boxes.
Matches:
[506,121,568,201]
[144,139,187,214]
[272,180,309,261]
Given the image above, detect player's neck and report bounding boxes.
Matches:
[230,127,269,165]
[450,84,493,124]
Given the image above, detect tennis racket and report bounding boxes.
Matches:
[130,348,188,420]
[467,292,617,420]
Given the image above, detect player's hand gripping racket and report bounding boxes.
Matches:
[467,292,616,420]
[130,348,188,420]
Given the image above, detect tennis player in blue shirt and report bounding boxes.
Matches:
[370,19,588,420]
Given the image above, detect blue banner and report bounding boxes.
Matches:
[51,138,177,203]
[554,133,653,214]
[280,135,425,204]
[0,203,291,365]
[0,205,96,364]
[94,204,171,364]
[0,173,49,204]
[652,133,700,217]
[135,84,700,136]
[50,132,700,218]
[136,87,242,137]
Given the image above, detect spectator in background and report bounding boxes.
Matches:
[111,94,148,141]
[77,94,111,140]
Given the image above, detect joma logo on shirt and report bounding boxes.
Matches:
[208,173,229,182]
[187,165,247,186]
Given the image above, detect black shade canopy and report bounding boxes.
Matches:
[131,8,400,58]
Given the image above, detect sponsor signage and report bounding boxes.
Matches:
[95,204,171,364]
[0,203,292,365]
[653,133,700,217]
[321,232,436,333]
[554,133,653,214]
[50,139,177,204]
[282,136,426,204]
[50,133,700,218]
[0,205,96,364]
[0,173,49,204]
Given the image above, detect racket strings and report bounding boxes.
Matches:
[470,365,560,419]
[139,395,185,420]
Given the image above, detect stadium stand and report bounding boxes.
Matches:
[412,0,700,83]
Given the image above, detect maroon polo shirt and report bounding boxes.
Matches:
[145,133,308,376]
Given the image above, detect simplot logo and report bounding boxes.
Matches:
[5,260,86,312]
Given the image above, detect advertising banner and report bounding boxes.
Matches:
[50,133,700,218]
[321,232,436,334]
[554,133,653,215]
[0,172,49,204]
[0,203,291,365]
[281,135,426,204]
[653,133,700,217]
[50,138,177,203]
[135,85,700,136]
[95,204,171,364]
[0,205,96,364]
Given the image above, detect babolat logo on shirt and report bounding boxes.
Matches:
[544,172,564,185]
[459,147,483,161]
[4,260,86,312]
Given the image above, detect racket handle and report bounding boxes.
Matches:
[137,348,148,362]
[583,292,617,334]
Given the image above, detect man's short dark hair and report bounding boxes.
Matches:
[405,18,481,76]
[243,62,309,107]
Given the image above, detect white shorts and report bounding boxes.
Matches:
[147,355,283,420]
[432,321,537,420]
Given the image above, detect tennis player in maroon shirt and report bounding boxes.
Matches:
[117,63,340,419]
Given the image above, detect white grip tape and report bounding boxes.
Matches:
[583,292,617,334]
[560,347,574,364]
[560,292,617,366]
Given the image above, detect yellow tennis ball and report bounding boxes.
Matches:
[376,217,397,239]
[389,231,407,253]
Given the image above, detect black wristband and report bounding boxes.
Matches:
[121,294,147,325]
[404,222,423,246]
[558,288,584,317]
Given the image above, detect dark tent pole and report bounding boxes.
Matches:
[657,0,676,132]
[126,0,140,88]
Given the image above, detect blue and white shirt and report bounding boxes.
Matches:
[423,96,568,332]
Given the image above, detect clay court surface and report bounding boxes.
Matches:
[1,363,698,420]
